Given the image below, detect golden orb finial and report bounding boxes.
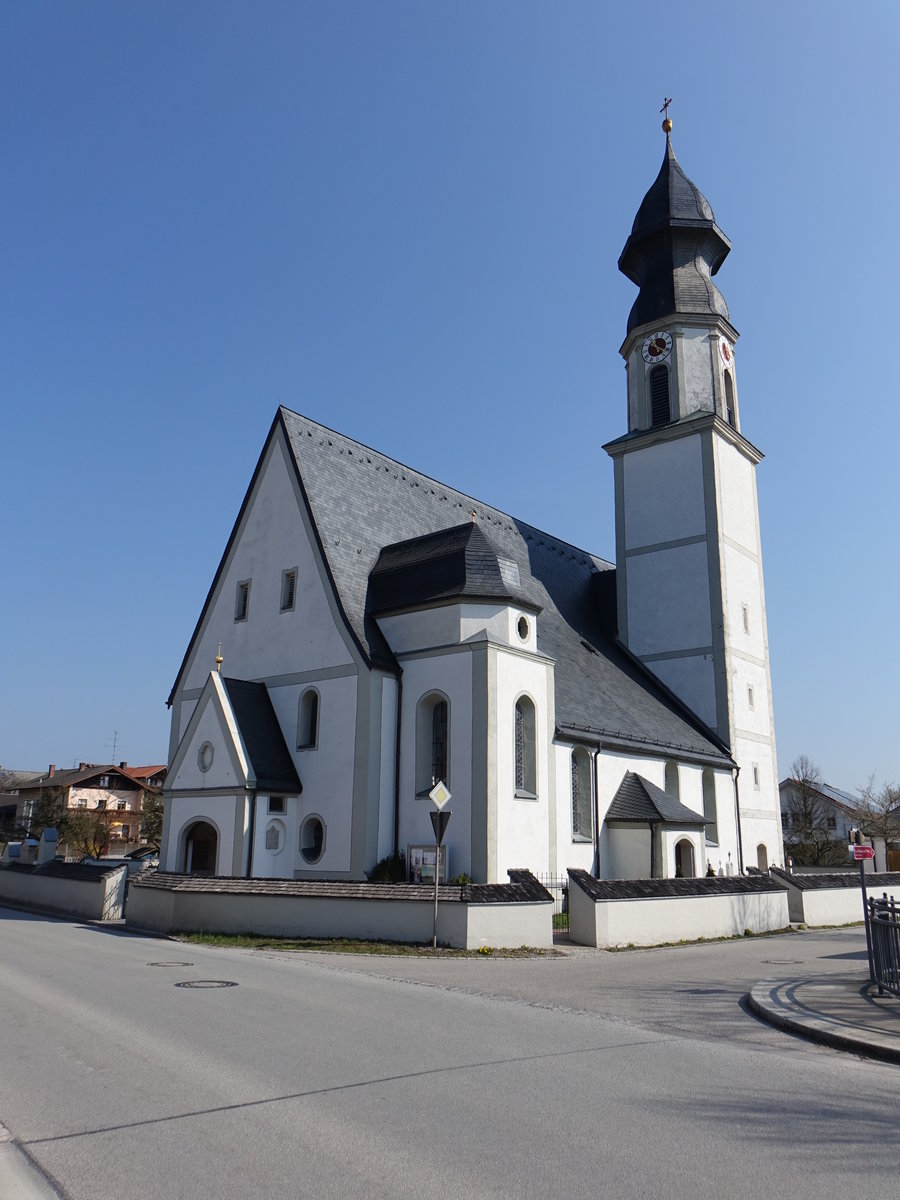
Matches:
[215,642,224,673]
[660,96,673,134]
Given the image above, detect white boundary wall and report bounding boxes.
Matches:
[126,883,552,950]
[773,871,900,926]
[568,875,789,948]
[0,865,128,921]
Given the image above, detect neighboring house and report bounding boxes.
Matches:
[779,778,858,846]
[780,777,900,872]
[4,762,166,845]
[161,124,784,884]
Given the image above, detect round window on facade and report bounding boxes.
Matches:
[299,816,325,864]
[197,741,214,773]
[517,615,529,642]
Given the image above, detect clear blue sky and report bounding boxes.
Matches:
[2,2,896,794]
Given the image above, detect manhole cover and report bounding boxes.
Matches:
[761,959,801,965]
[174,980,239,989]
[148,961,195,967]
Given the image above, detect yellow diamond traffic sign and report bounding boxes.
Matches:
[429,780,451,809]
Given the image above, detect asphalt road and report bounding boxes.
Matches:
[1,907,897,1200]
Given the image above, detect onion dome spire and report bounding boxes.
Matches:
[618,116,732,335]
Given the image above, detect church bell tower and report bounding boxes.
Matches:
[604,110,782,870]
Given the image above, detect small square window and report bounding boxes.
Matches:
[235,580,250,622]
[280,569,297,613]
[117,800,127,811]
[268,796,285,814]
[826,815,836,830]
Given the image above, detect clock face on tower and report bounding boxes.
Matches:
[720,338,733,366]
[642,331,672,363]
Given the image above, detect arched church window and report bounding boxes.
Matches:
[515,697,536,797]
[649,366,670,426]
[724,370,736,427]
[571,747,592,842]
[297,689,319,750]
[416,693,449,796]
[703,769,718,845]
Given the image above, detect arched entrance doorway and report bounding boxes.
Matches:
[674,839,695,878]
[757,843,769,872]
[184,821,218,876]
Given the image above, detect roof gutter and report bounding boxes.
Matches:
[392,673,403,858]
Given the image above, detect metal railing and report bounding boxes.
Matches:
[537,873,568,934]
[866,893,900,997]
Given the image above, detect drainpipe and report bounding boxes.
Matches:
[245,789,258,879]
[650,821,658,878]
[392,674,403,858]
[592,747,602,877]
[731,767,744,874]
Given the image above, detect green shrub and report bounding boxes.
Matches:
[368,851,407,882]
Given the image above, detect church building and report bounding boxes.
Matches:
[159,122,783,885]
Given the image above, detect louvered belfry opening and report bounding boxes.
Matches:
[649,366,670,426]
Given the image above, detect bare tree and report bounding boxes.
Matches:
[782,755,847,866]
[852,776,900,844]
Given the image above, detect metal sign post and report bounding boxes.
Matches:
[851,830,876,982]
[428,781,451,950]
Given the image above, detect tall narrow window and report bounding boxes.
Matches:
[297,689,319,750]
[649,366,670,426]
[571,748,592,842]
[416,693,450,796]
[431,700,448,787]
[665,759,679,800]
[703,769,718,846]
[514,696,536,797]
[724,370,736,427]
[280,568,297,612]
[235,579,250,622]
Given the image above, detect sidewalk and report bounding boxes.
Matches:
[749,973,900,1063]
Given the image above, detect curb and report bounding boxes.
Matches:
[748,978,900,1065]
[0,1123,65,1199]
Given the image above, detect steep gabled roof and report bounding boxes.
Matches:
[606,771,710,826]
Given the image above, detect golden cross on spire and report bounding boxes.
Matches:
[660,96,673,134]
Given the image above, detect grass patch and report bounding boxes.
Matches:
[174,932,559,957]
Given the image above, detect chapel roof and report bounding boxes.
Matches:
[605,771,711,826]
[222,678,302,795]
[368,521,534,615]
[274,408,731,765]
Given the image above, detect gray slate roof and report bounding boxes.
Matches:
[276,408,731,765]
[222,678,302,795]
[368,521,532,614]
[606,771,710,826]
[618,135,732,335]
